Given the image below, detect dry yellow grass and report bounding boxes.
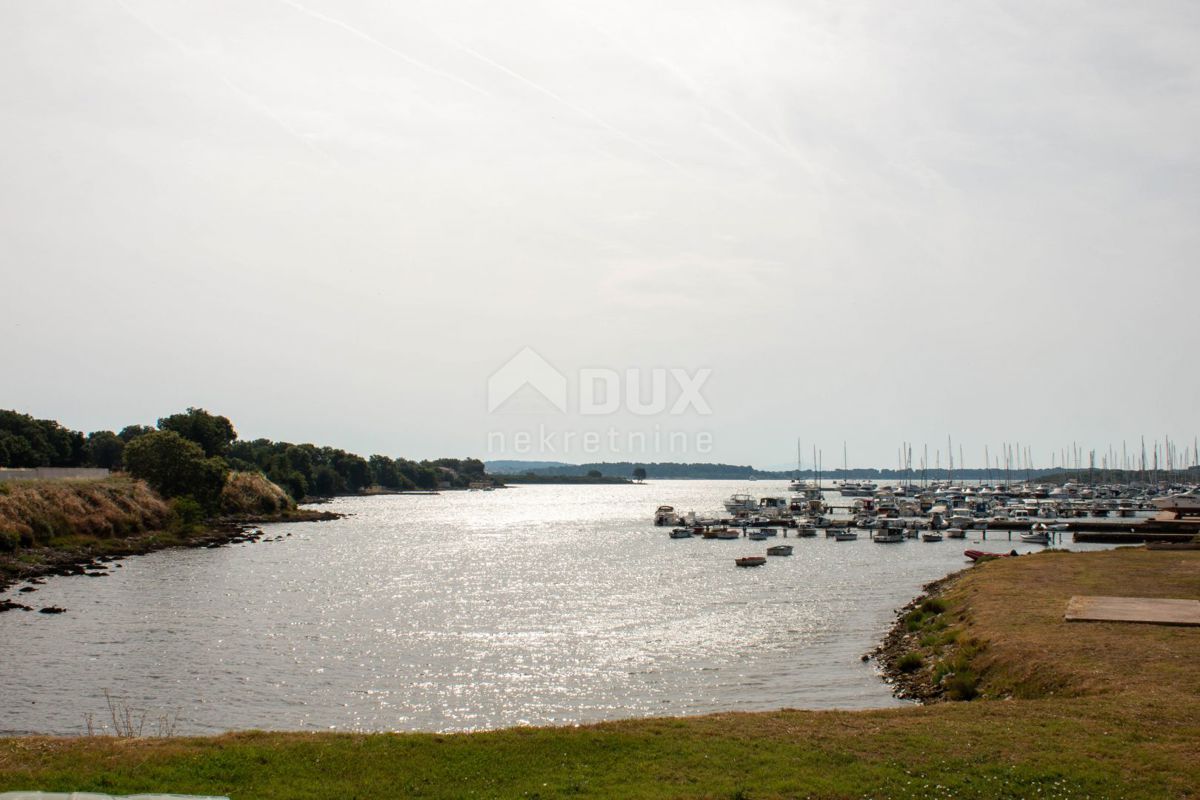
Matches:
[219,471,294,515]
[0,477,170,544]
[945,548,1200,700]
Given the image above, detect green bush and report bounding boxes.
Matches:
[170,496,206,535]
[904,610,926,631]
[920,597,947,614]
[896,652,923,673]
[124,431,228,513]
[944,670,980,700]
[0,529,19,552]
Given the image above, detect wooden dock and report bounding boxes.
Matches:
[1065,595,1200,627]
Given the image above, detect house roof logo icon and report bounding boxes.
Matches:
[487,347,568,414]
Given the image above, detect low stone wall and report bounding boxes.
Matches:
[0,467,111,483]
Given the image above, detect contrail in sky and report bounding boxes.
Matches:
[566,5,804,169]
[110,0,335,164]
[275,0,494,99]
[450,43,687,174]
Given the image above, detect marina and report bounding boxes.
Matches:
[655,479,1200,550]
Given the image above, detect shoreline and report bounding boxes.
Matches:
[869,567,972,702]
[0,507,343,600]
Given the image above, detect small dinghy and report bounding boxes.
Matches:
[965,549,1018,562]
[922,531,944,542]
[766,544,793,556]
[735,555,767,567]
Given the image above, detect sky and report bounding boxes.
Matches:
[2,0,1198,469]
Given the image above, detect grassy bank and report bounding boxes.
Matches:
[2,548,1198,797]
[0,476,338,593]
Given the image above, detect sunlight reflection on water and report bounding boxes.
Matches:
[0,481,1110,735]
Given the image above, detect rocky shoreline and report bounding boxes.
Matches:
[869,568,970,703]
[0,507,343,604]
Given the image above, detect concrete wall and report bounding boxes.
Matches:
[0,467,111,483]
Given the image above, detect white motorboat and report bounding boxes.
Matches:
[758,497,791,519]
[723,493,757,514]
[945,528,965,539]
[1151,489,1200,516]
[834,530,858,542]
[873,530,904,543]
[1020,523,1051,545]
[837,481,878,497]
[922,531,944,542]
[748,530,770,541]
[669,528,694,539]
[654,505,680,526]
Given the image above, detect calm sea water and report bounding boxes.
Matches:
[0,480,1111,735]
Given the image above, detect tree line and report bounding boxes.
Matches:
[0,408,490,511]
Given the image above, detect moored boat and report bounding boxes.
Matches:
[669,528,694,539]
[1021,523,1050,544]
[873,530,904,543]
[766,544,793,556]
[834,531,858,542]
[654,505,680,526]
[945,528,965,539]
[922,531,943,542]
[735,555,767,567]
[715,528,740,540]
[965,548,1017,562]
[723,493,757,514]
[1151,489,1200,516]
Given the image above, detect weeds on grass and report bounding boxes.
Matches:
[91,689,181,738]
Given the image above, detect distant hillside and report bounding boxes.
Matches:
[485,461,1101,481]
[484,460,572,473]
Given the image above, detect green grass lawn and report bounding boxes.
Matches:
[2,549,1198,799]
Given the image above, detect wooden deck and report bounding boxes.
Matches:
[1065,595,1200,627]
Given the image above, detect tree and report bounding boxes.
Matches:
[123,430,228,512]
[0,430,40,468]
[118,424,155,443]
[587,469,602,478]
[633,467,647,482]
[85,431,125,469]
[370,455,407,490]
[0,410,85,467]
[340,455,372,493]
[157,408,237,458]
[312,465,341,496]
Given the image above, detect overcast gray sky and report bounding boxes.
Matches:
[2,0,1198,468]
